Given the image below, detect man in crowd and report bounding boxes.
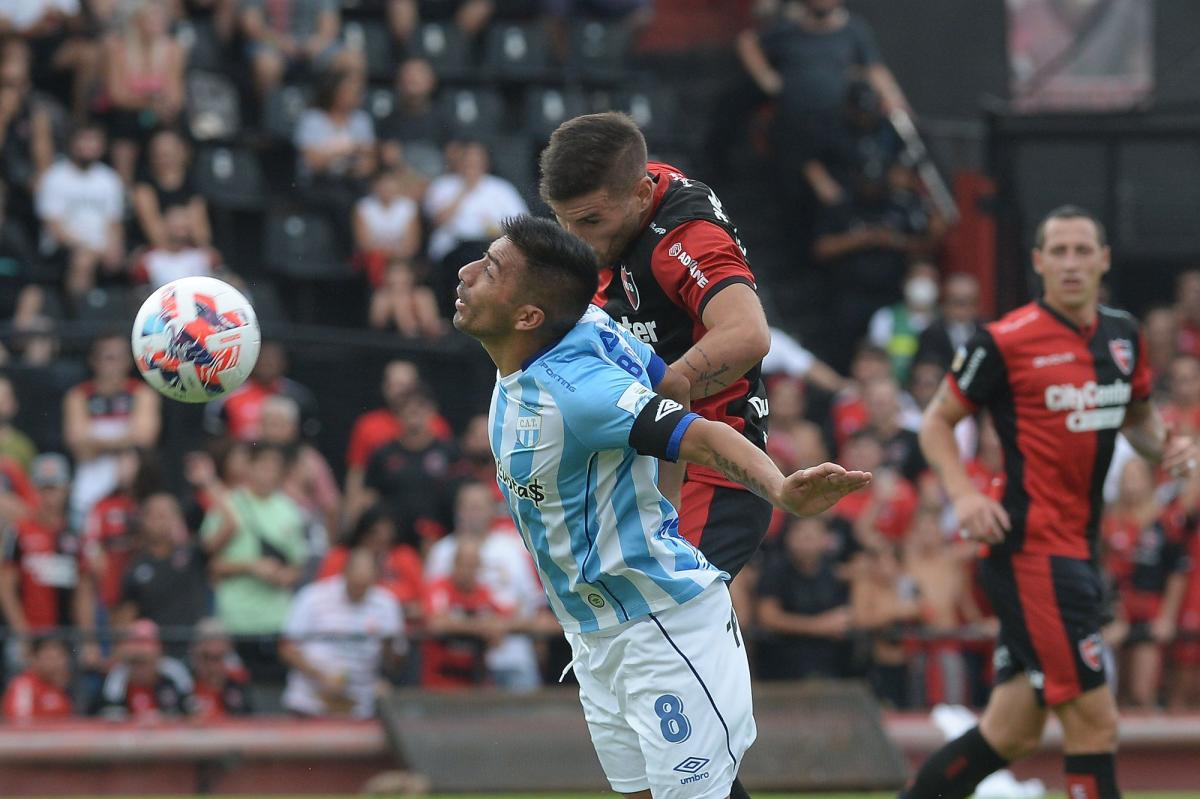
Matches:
[2,635,73,721]
[189,617,253,720]
[92,619,194,721]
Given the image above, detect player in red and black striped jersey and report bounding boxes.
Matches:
[902,207,1200,799]
[539,112,774,584]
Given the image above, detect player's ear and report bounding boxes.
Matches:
[1031,245,1044,276]
[512,304,546,333]
[1100,245,1112,274]
[634,175,654,211]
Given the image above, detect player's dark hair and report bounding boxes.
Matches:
[502,214,599,341]
[1034,205,1107,249]
[538,112,647,202]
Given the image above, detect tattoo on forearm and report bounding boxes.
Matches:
[683,345,733,398]
[710,450,770,500]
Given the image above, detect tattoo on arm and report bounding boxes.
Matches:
[683,345,733,398]
[709,450,771,500]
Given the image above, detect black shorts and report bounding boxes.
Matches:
[980,553,1108,706]
[678,481,773,578]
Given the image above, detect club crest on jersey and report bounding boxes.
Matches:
[619,265,641,311]
[1109,339,1133,376]
[1079,633,1104,672]
[516,415,541,448]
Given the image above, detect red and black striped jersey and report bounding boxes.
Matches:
[948,300,1152,559]
[594,162,767,490]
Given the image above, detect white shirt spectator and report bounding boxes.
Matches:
[133,247,219,288]
[282,576,403,718]
[423,174,527,262]
[36,158,123,253]
[762,327,817,378]
[355,194,418,252]
[294,109,374,180]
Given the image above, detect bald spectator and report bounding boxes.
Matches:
[92,619,194,722]
[2,636,73,721]
[281,548,404,718]
[914,272,982,371]
[189,618,252,720]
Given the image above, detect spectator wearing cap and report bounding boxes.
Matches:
[0,453,101,671]
[2,635,74,721]
[280,548,404,718]
[189,618,252,720]
[115,493,212,660]
[91,618,194,721]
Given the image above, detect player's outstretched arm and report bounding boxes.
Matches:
[1122,400,1199,476]
[676,416,870,517]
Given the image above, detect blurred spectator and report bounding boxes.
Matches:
[354,168,444,337]
[181,436,249,533]
[295,68,375,253]
[905,360,944,418]
[913,272,982,371]
[343,360,452,525]
[0,185,41,331]
[544,0,652,62]
[281,547,404,717]
[63,333,161,526]
[425,481,547,691]
[81,447,150,613]
[832,432,917,549]
[357,389,461,542]
[1174,524,1200,709]
[867,261,938,384]
[422,538,510,689]
[765,376,828,476]
[850,543,920,708]
[0,39,58,233]
[902,510,987,706]
[378,58,445,175]
[0,449,38,524]
[1174,269,1200,359]
[755,515,851,680]
[1,0,100,119]
[1143,306,1179,395]
[1161,355,1200,438]
[132,128,211,249]
[862,377,924,480]
[114,493,212,659]
[91,618,194,721]
[240,0,361,99]
[129,204,227,290]
[317,503,423,620]
[455,413,503,492]
[188,617,252,719]
[761,327,848,395]
[260,394,338,560]
[424,140,527,315]
[0,374,37,470]
[205,341,319,441]
[1102,459,1191,708]
[201,443,308,682]
[35,121,125,304]
[2,635,73,721]
[830,343,890,452]
[97,0,185,184]
[0,453,101,670]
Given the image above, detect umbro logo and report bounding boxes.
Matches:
[656,399,683,421]
[673,757,709,774]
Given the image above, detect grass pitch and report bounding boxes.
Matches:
[37,793,1199,799]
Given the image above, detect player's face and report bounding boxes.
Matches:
[1033,217,1110,312]
[549,177,654,268]
[453,237,522,339]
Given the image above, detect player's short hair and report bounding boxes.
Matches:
[1034,205,1107,249]
[502,214,599,341]
[538,112,648,203]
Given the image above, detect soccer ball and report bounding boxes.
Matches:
[131,276,261,403]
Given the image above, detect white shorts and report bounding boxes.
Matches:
[566,581,756,798]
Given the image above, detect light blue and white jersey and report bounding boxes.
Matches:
[489,305,724,633]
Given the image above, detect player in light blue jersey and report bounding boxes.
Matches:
[453,215,871,799]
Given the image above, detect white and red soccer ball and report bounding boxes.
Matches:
[131,276,261,403]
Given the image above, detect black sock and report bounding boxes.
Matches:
[899,726,1008,799]
[728,776,752,799]
[1065,753,1120,799]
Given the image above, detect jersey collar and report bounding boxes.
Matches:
[1037,298,1098,339]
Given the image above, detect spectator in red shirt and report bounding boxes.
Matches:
[343,360,452,524]
[189,618,252,720]
[83,448,155,613]
[422,539,510,689]
[317,503,424,620]
[830,344,892,452]
[204,341,319,442]
[2,636,74,721]
[1174,269,1200,359]
[0,453,38,524]
[831,431,916,548]
[91,619,194,722]
[1161,355,1200,437]
[0,454,100,670]
[1143,306,1179,394]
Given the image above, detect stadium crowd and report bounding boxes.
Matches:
[0,0,1199,725]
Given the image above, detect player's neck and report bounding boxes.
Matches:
[1041,295,1098,330]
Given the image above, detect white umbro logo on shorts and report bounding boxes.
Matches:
[656,399,683,421]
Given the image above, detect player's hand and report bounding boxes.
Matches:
[1162,431,1198,479]
[953,491,1010,544]
[777,463,872,518]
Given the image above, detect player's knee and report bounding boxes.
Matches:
[1059,690,1119,752]
[979,716,1042,761]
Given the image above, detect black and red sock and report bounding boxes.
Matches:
[728,776,751,799]
[1065,753,1120,799]
[899,726,1008,799]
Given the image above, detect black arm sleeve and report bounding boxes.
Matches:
[628,395,700,463]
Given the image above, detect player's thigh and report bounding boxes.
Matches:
[617,582,755,799]
[979,673,1048,761]
[1053,683,1119,754]
[568,632,651,795]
